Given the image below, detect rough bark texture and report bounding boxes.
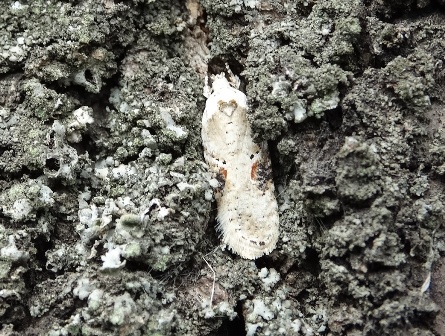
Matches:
[0,0,444,335]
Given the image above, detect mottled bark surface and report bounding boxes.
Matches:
[0,1,444,335]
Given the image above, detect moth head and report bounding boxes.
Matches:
[211,74,231,92]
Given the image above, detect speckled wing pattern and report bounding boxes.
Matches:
[202,73,279,259]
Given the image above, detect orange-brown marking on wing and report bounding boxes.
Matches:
[220,167,227,179]
[250,161,258,180]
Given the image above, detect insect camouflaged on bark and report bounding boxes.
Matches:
[201,68,279,259]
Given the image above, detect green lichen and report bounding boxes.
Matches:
[244,45,350,140]
[335,137,383,205]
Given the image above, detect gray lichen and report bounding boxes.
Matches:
[80,156,213,272]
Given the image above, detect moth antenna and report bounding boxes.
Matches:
[203,74,211,98]
[225,63,240,89]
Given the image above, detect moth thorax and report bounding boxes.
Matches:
[218,100,238,117]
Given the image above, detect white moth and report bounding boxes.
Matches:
[202,70,279,259]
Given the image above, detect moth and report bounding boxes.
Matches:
[202,69,279,259]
